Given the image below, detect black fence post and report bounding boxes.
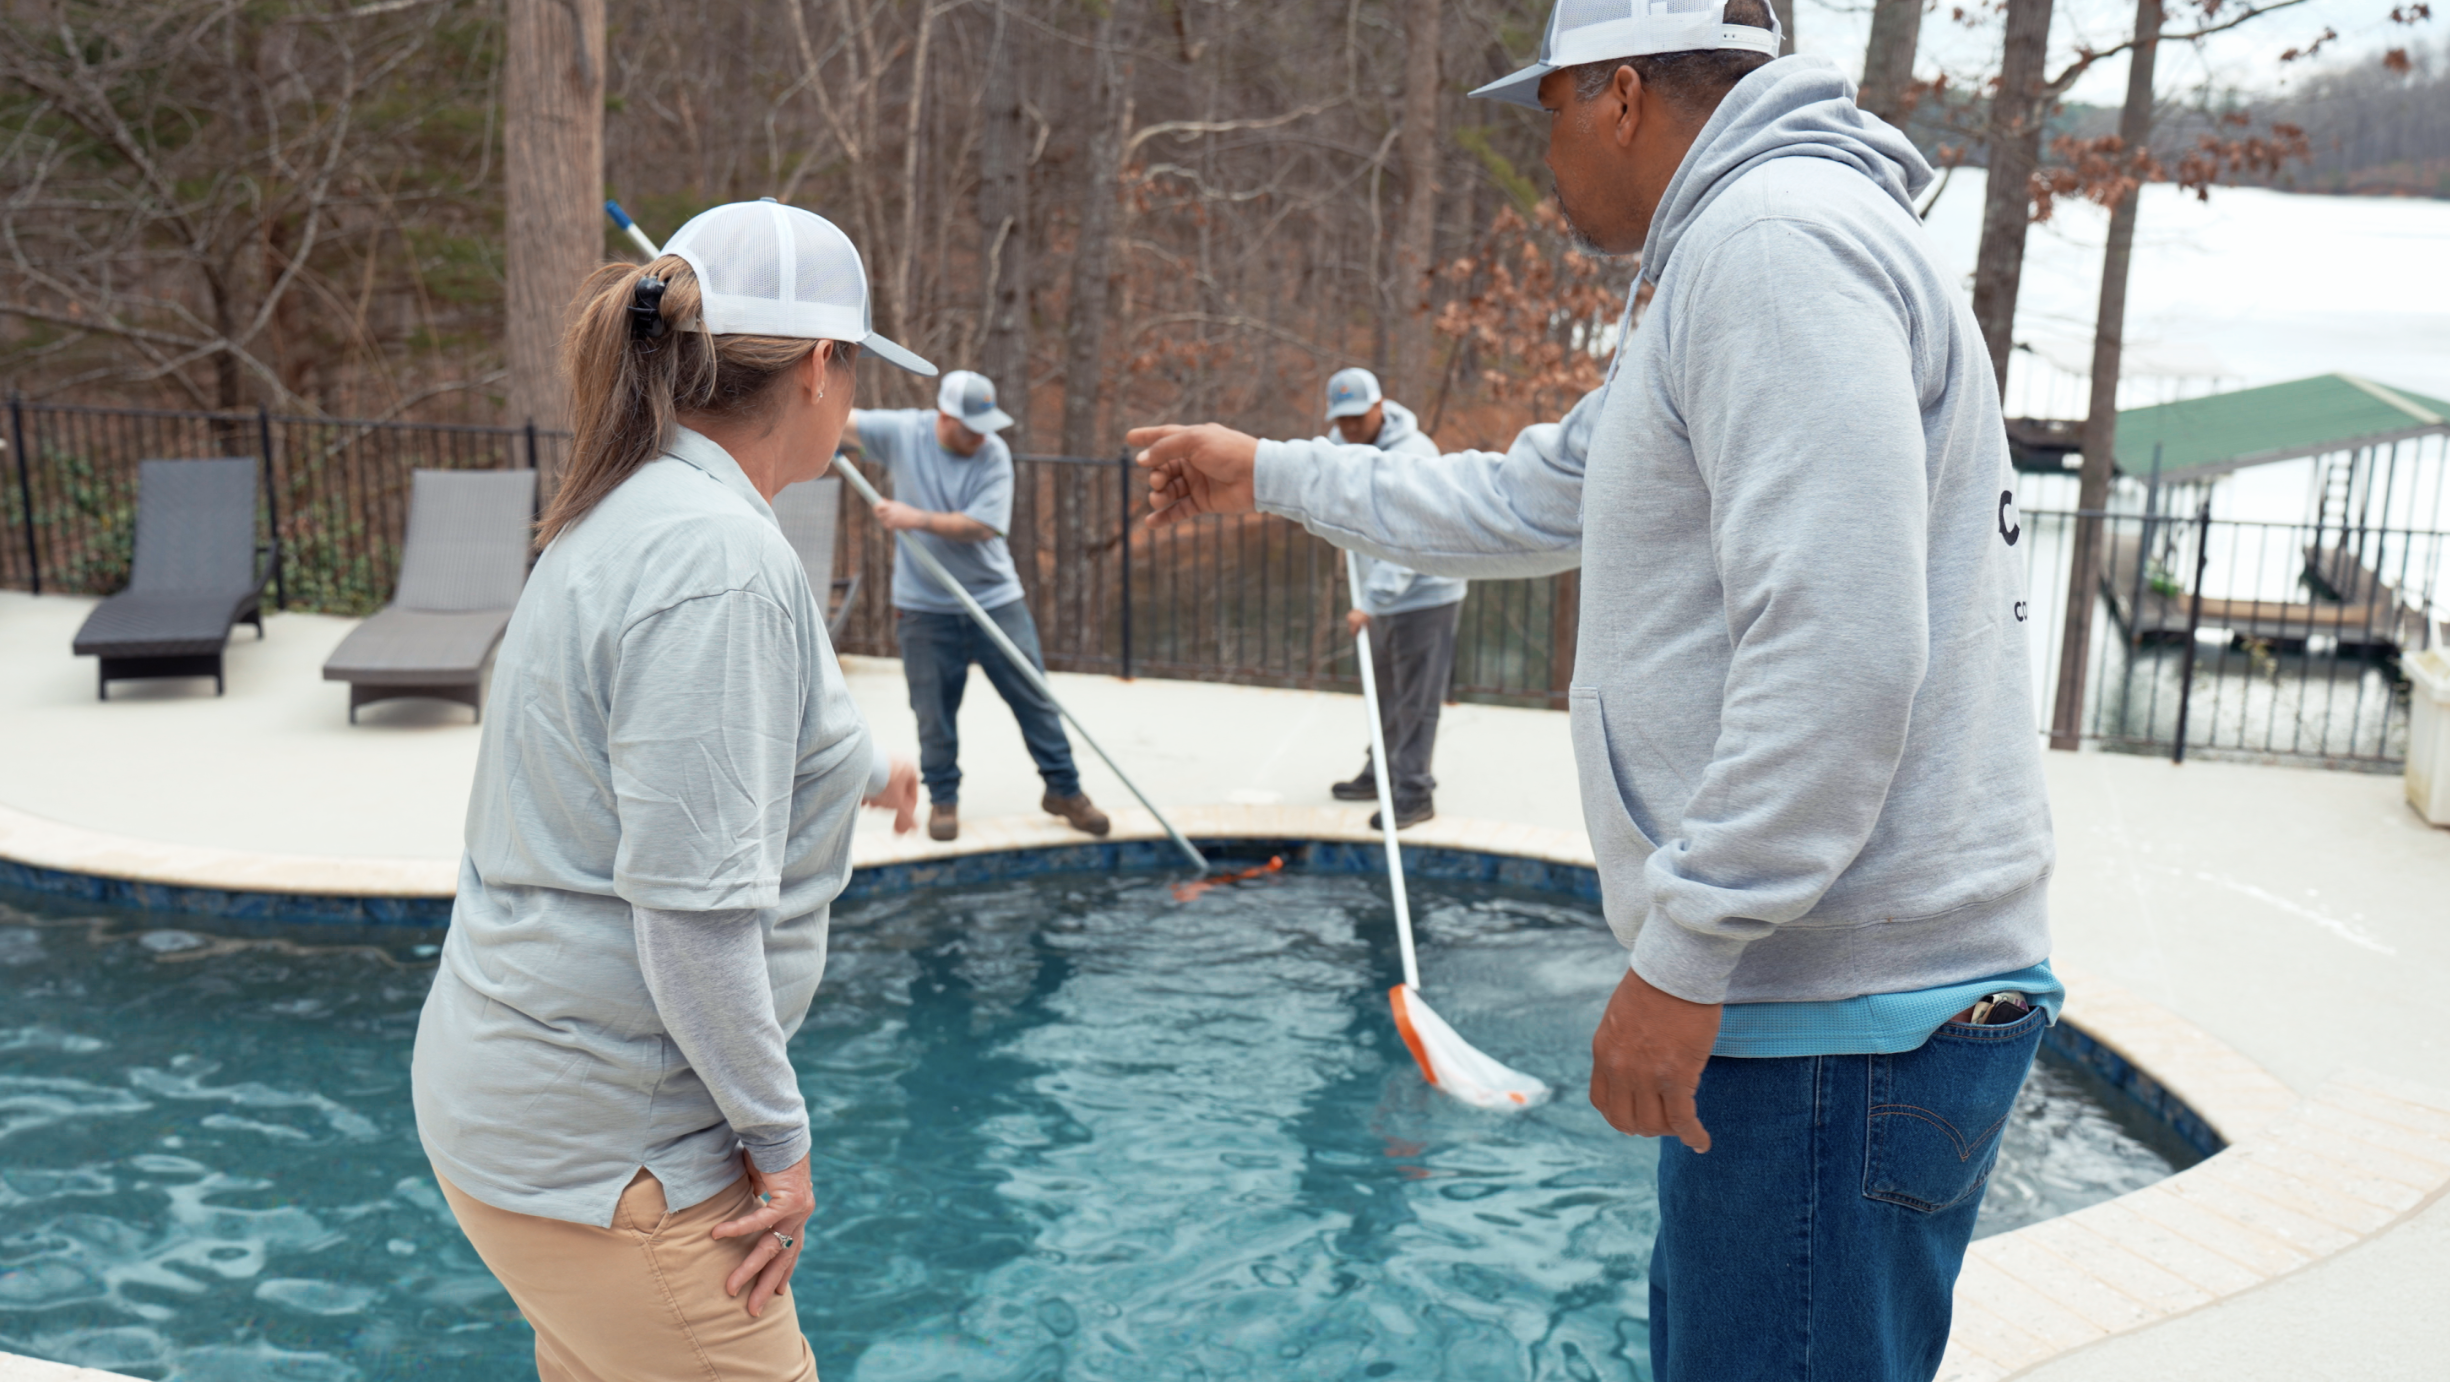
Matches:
[524,419,539,473]
[2170,497,2214,764]
[1117,445,1134,680]
[255,405,285,611]
[9,392,38,594]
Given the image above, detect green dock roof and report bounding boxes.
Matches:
[2112,374,2450,479]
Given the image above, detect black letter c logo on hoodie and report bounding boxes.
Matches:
[1998,490,2021,547]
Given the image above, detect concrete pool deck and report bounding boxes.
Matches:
[2,588,2448,1380]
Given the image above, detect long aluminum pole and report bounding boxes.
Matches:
[1347,550,1420,990]
[835,453,1208,872]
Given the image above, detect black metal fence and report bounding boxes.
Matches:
[3,398,569,617]
[13,398,2440,755]
[2,400,1576,706]
[829,452,1577,706]
[2020,505,2446,767]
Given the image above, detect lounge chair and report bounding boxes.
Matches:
[322,468,535,723]
[770,475,862,643]
[71,458,270,699]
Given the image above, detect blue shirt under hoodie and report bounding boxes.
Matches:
[1250,57,2060,1054]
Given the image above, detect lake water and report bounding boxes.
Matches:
[0,871,2194,1381]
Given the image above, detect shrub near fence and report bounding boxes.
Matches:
[3,399,569,617]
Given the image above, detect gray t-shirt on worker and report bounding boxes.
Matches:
[851,408,1025,614]
[412,426,880,1228]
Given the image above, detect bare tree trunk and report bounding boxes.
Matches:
[1770,0,1795,53]
[1969,0,2054,394]
[892,0,939,340]
[977,0,1030,438]
[504,0,605,447]
[1059,14,1125,459]
[1387,0,1441,403]
[1858,0,1924,128]
[2050,0,2163,750]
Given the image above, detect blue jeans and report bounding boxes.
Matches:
[1650,1007,2046,1381]
[897,603,1081,804]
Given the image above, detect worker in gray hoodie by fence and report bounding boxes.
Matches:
[1318,367,1466,828]
[1130,3,2058,1376]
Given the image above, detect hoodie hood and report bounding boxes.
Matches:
[1373,398,1426,450]
[1639,56,1931,289]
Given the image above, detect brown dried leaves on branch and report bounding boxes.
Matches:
[2031,120,2311,220]
[1424,203,1632,444]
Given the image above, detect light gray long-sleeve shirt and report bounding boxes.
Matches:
[413,427,883,1227]
[1254,57,2053,1007]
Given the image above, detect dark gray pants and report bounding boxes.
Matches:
[1364,601,1460,811]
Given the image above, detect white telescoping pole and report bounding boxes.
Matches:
[1347,550,1420,991]
[834,453,1209,872]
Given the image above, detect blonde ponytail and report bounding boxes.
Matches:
[538,257,852,547]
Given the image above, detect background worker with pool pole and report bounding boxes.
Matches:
[1317,366,1467,829]
[841,371,1110,844]
[1129,2,2062,1376]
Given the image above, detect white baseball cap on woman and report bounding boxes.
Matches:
[660,199,937,376]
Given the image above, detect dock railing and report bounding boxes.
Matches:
[2021,504,2446,767]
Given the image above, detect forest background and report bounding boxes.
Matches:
[1,0,2443,459]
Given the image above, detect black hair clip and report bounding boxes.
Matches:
[629,275,668,342]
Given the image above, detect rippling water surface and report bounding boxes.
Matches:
[0,872,2192,1381]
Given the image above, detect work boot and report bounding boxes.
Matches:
[1043,791,1111,837]
[1330,761,1378,801]
[1369,799,1434,831]
[928,802,959,842]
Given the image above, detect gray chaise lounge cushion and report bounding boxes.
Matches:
[770,475,858,641]
[72,458,267,686]
[322,468,534,716]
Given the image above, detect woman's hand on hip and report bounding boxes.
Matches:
[712,1150,815,1318]
[865,756,920,834]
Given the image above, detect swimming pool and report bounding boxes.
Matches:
[0,867,2195,1381]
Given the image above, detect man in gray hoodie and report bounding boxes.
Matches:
[1130,3,2057,1376]
[1318,366,1467,827]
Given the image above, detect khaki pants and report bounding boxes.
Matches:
[438,1168,819,1382]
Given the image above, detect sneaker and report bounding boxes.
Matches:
[1330,763,1378,801]
[1369,800,1434,831]
[928,802,959,841]
[1042,792,1111,837]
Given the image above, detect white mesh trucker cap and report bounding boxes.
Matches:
[661,199,937,377]
[937,370,1014,434]
[1469,0,1784,108]
[1324,367,1384,420]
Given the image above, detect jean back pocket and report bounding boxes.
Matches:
[1862,1012,2045,1213]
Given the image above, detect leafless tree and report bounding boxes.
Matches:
[502,0,603,438]
[0,0,504,416]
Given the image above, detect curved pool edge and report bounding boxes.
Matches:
[8,803,2447,1382]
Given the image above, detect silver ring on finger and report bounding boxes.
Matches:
[771,1230,794,1251]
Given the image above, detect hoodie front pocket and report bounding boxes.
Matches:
[1568,685,1664,864]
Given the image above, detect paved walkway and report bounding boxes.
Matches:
[2,589,2447,1378]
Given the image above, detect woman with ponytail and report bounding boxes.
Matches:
[411,202,934,1380]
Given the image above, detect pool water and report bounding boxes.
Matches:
[0,869,2195,1381]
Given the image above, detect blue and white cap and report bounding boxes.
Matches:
[936,370,1014,434]
[1324,367,1384,420]
[1468,0,1784,109]
[662,200,937,376]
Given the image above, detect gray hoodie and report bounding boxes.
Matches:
[1252,57,2052,1005]
[1314,400,1470,616]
